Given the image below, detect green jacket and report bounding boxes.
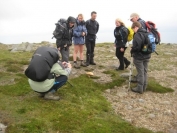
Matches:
[28,63,71,92]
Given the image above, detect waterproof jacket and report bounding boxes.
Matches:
[85,19,99,40]
[28,63,71,93]
[138,18,147,31]
[55,19,74,48]
[131,28,151,60]
[73,20,87,44]
[114,25,129,48]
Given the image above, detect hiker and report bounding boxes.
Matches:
[129,13,147,31]
[114,18,130,71]
[85,11,99,66]
[72,14,87,69]
[54,16,76,62]
[130,22,151,94]
[25,46,72,100]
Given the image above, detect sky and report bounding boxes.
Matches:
[0,0,177,44]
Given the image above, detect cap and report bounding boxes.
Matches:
[67,16,76,23]
[129,13,139,20]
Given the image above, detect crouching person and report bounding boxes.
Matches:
[25,46,72,100]
[130,22,151,94]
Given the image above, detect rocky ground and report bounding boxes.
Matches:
[2,42,177,133]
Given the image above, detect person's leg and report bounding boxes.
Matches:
[85,39,91,66]
[44,75,68,100]
[123,48,130,68]
[60,47,69,62]
[116,48,124,70]
[73,45,79,62]
[115,47,120,69]
[143,59,149,91]
[132,58,144,94]
[90,40,96,65]
[79,45,87,67]
[73,45,80,69]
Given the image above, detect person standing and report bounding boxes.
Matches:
[130,22,151,94]
[73,14,87,69]
[114,18,130,70]
[53,16,76,62]
[85,11,99,66]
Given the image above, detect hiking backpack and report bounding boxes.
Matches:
[140,32,157,55]
[145,21,161,44]
[25,46,59,82]
[127,27,134,42]
[52,19,67,39]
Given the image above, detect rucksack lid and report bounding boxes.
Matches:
[25,46,59,82]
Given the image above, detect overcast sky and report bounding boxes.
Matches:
[0,0,177,44]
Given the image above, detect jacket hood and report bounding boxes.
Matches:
[137,27,147,33]
[67,16,76,23]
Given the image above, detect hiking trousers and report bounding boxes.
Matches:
[133,58,149,91]
[60,47,70,62]
[85,39,96,62]
[116,47,130,69]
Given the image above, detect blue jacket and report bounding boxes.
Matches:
[73,20,87,44]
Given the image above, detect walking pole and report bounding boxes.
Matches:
[128,54,133,91]
[67,81,74,87]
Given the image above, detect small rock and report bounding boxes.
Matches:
[164,110,173,116]
[127,106,133,110]
[133,107,143,112]
[164,52,174,55]
[138,99,145,103]
[120,73,130,78]
[168,129,177,133]
[160,101,171,105]
[105,89,111,93]
[106,55,112,58]
[148,114,155,119]
[126,119,132,123]
[109,50,114,53]
[112,57,117,60]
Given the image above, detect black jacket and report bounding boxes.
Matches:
[114,26,128,48]
[56,21,74,48]
[85,19,99,39]
[131,28,151,60]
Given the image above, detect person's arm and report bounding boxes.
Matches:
[120,28,129,48]
[131,33,144,53]
[73,26,82,37]
[96,22,99,34]
[83,25,87,36]
[51,62,72,77]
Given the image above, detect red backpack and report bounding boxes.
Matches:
[145,21,161,44]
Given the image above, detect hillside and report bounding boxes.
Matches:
[0,42,177,133]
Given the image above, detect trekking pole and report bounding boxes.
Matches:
[128,54,133,91]
[67,81,74,87]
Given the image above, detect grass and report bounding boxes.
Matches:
[0,43,174,133]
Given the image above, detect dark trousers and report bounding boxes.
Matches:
[116,47,129,69]
[85,39,96,62]
[40,75,68,94]
[60,47,69,62]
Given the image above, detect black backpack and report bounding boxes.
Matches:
[25,46,59,82]
[52,19,67,39]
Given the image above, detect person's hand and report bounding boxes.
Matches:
[62,61,67,66]
[67,63,72,69]
[82,32,85,36]
[58,47,60,51]
[120,48,124,52]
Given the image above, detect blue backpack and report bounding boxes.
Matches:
[140,32,158,55]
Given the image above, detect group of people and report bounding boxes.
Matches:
[55,11,99,69]
[26,12,152,100]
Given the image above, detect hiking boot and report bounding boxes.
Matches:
[80,60,87,67]
[39,93,45,97]
[73,62,80,69]
[44,92,60,100]
[131,87,143,94]
[90,59,96,65]
[116,68,124,71]
[125,61,130,69]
